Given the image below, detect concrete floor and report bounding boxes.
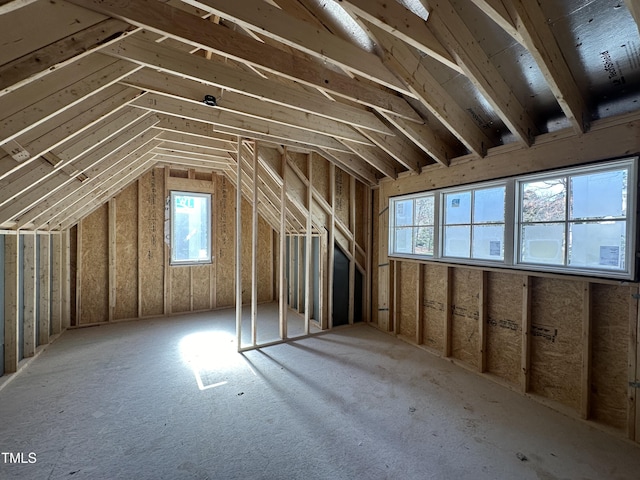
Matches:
[1,304,639,480]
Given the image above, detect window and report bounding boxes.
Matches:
[389,194,435,256]
[443,185,506,261]
[388,157,637,280]
[517,162,632,275]
[170,191,211,265]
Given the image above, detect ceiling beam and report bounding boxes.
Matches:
[354,127,425,173]
[337,0,460,73]
[106,36,397,133]
[314,148,379,186]
[340,140,399,179]
[0,84,141,181]
[378,112,455,167]
[28,137,161,229]
[0,18,129,97]
[428,0,538,146]
[0,53,140,144]
[374,27,491,157]
[67,0,420,121]
[121,73,375,145]
[627,0,640,35]
[180,0,408,93]
[131,93,354,153]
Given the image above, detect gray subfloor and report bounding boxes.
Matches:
[1,304,639,479]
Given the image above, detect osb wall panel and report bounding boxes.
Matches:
[355,181,366,248]
[170,266,190,313]
[486,271,521,386]
[80,204,108,324]
[451,268,480,369]
[371,189,379,325]
[70,225,77,326]
[290,151,308,177]
[530,277,582,411]
[334,167,350,227]
[192,265,211,311]
[215,176,235,308]
[285,165,306,211]
[398,262,417,340]
[311,153,330,204]
[258,217,273,303]
[423,264,447,351]
[115,183,138,320]
[591,283,629,430]
[241,197,252,305]
[138,169,164,317]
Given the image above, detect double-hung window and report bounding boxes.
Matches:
[388,156,637,280]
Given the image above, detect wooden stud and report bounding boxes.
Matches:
[108,198,116,322]
[235,136,243,350]
[136,179,143,319]
[444,266,453,357]
[76,220,83,325]
[62,229,71,330]
[211,173,217,309]
[328,163,335,329]
[3,234,18,373]
[38,232,50,346]
[392,260,400,335]
[349,175,356,325]
[479,271,488,373]
[189,266,194,312]
[365,186,373,324]
[416,264,424,345]
[22,233,36,357]
[18,232,37,358]
[164,167,171,316]
[581,282,592,420]
[297,234,304,315]
[521,275,532,393]
[305,153,312,334]
[279,148,287,339]
[629,285,639,441]
[50,233,62,335]
[251,141,259,346]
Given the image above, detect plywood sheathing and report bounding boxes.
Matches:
[486,271,522,386]
[423,264,447,352]
[170,266,190,314]
[529,277,583,411]
[114,183,138,320]
[398,262,418,341]
[371,188,379,326]
[80,204,108,324]
[215,175,235,308]
[138,169,165,317]
[334,167,350,228]
[591,283,629,430]
[311,153,330,205]
[451,268,480,369]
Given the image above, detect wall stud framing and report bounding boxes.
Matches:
[108,199,116,322]
[4,234,19,373]
[581,282,592,419]
[50,233,62,335]
[328,163,335,328]
[444,266,453,357]
[38,232,50,347]
[305,153,312,334]
[251,140,259,346]
[479,270,488,373]
[629,285,639,441]
[235,136,243,350]
[279,147,288,340]
[416,264,424,345]
[521,276,532,393]
[23,233,37,358]
[76,221,83,325]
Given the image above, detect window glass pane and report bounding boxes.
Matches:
[520,223,565,265]
[394,199,414,227]
[414,226,434,255]
[394,227,413,254]
[570,169,627,220]
[444,225,471,258]
[522,179,566,222]
[444,191,471,225]
[472,225,505,260]
[474,186,506,223]
[172,193,210,263]
[415,196,435,226]
[569,221,626,270]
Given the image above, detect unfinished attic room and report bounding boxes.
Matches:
[2,0,640,478]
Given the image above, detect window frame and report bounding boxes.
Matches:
[170,190,212,266]
[388,156,638,281]
[388,191,437,258]
[513,158,636,279]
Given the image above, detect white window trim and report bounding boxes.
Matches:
[170,191,212,266]
[388,156,638,281]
